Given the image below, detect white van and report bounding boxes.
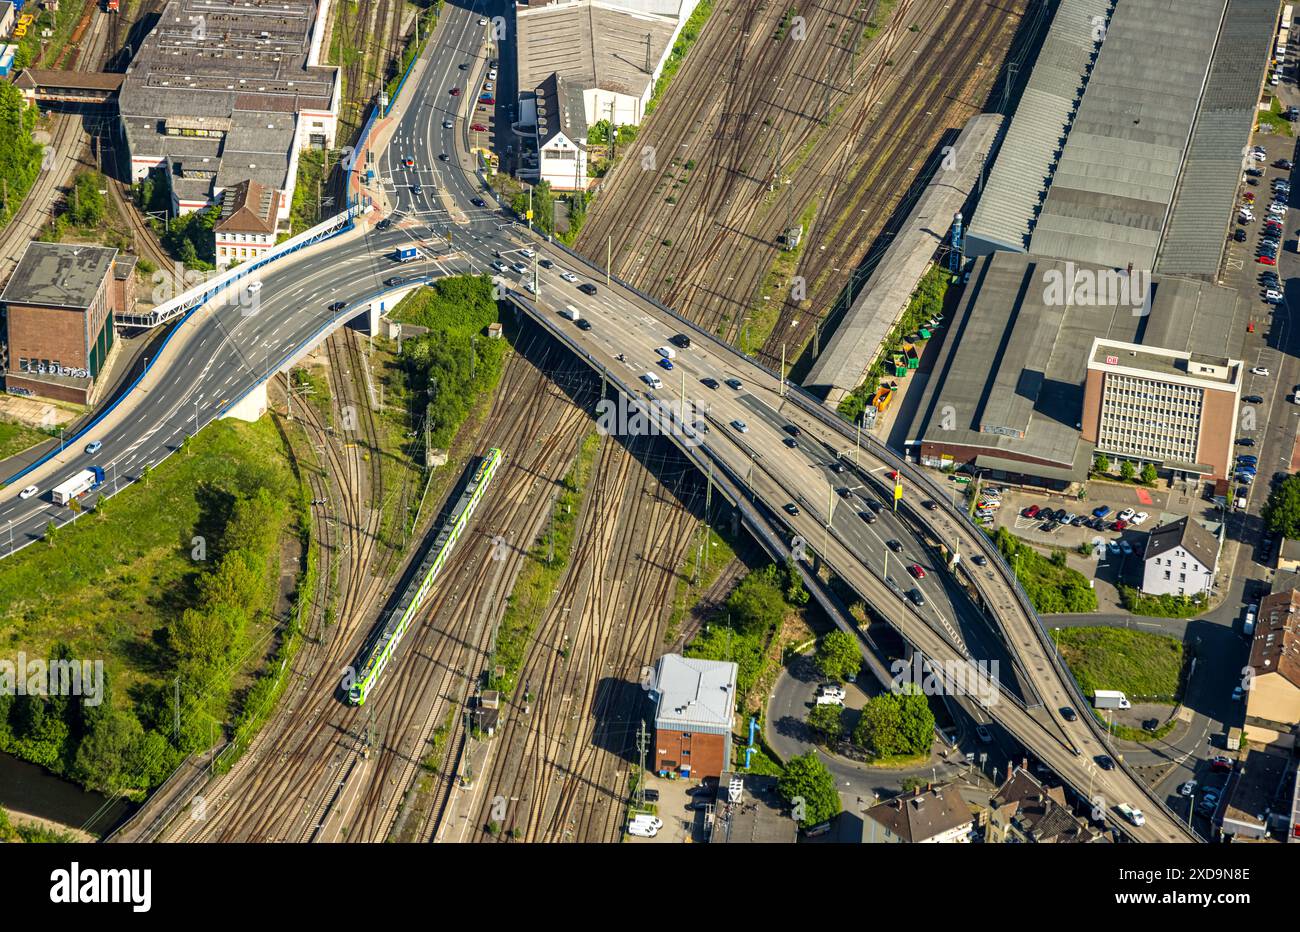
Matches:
[630,813,664,830]
[561,305,581,321]
[642,373,663,389]
[627,821,658,838]
[655,346,676,359]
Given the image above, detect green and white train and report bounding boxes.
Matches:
[348,448,503,705]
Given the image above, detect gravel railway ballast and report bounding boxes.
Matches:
[347,448,503,705]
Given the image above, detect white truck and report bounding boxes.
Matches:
[560,305,581,321]
[655,346,676,360]
[1093,689,1131,710]
[815,684,846,706]
[1116,803,1145,827]
[50,466,104,506]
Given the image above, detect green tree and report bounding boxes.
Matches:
[1140,463,1158,485]
[814,630,861,682]
[1093,453,1110,474]
[853,692,905,754]
[724,566,787,637]
[777,752,840,827]
[806,703,844,743]
[1264,475,1300,538]
[68,171,106,228]
[1120,460,1136,482]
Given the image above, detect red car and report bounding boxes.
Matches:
[908,563,926,579]
[403,157,414,168]
[471,123,488,132]
[1023,504,1041,518]
[1112,519,1128,531]
[1259,254,1277,265]
[479,95,495,105]
[1244,192,1256,202]
[1210,755,1233,773]
[449,87,461,96]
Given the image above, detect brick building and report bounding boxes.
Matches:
[1,243,135,404]
[214,179,281,268]
[651,653,737,780]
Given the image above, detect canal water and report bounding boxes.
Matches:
[0,751,133,838]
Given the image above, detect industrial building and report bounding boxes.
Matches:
[707,773,796,844]
[514,0,697,128]
[651,653,737,780]
[117,0,339,228]
[907,251,1246,487]
[1214,750,1294,840]
[1,243,137,404]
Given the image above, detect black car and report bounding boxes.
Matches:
[1244,394,1264,404]
[908,588,925,607]
[671,334,692,349]
[576,319,592,331]
[1278,158,1294,170]
[1237,437,1257,446]
[886,539,903,553]
[578,283,598,296]
[1096,755,1115,770]
[724,378,742,390]
[782,437,798,448]
[837,487,852,498]
[922,499,938,511]
[1060,706,1077,722]
[859,510,877,524]
[830,463,846,474]
[642,788,659,803]
[783,503,800,516]
[1142,719,1159,731]
[438,152,450,162]
[866,499,884,513]
[1234,229,1247,242]
[376,217,392,231]
[384,276,402,287]
[972,554,987,566]
[784,424,801,437]
[470,197,487,208]
[328,300,347,312]
[539,258,553,269]
[701,377,719,389]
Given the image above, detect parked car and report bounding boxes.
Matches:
[1118,508,1136,522]
[1129,511,1149,525]
[1252,367,1271,376]
[1091,506,1112,519]
[1210,756,1233,773]
[1179,780,1197,797]
[1023,505,1041,518]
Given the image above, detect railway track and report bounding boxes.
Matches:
[575,0,1025,372]
[462,433,705,843]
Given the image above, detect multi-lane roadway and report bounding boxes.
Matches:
[0,0,1196,840]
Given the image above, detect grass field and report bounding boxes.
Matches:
[0,419,49,462]
[1049,626,1185,703]
[0,418,298,705]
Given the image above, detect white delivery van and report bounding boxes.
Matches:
[561,305,581,321]
[655,346,676,359]
[642,373,663,389]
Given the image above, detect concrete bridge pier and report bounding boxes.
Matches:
[221,381,268,423]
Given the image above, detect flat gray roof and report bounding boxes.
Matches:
[805,114,1003,403]
[907,251,1247,471]
[1,242,117,311]
[1156,0,1279,276]
[1027,0,1229,269]
[966,0,1114,256]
